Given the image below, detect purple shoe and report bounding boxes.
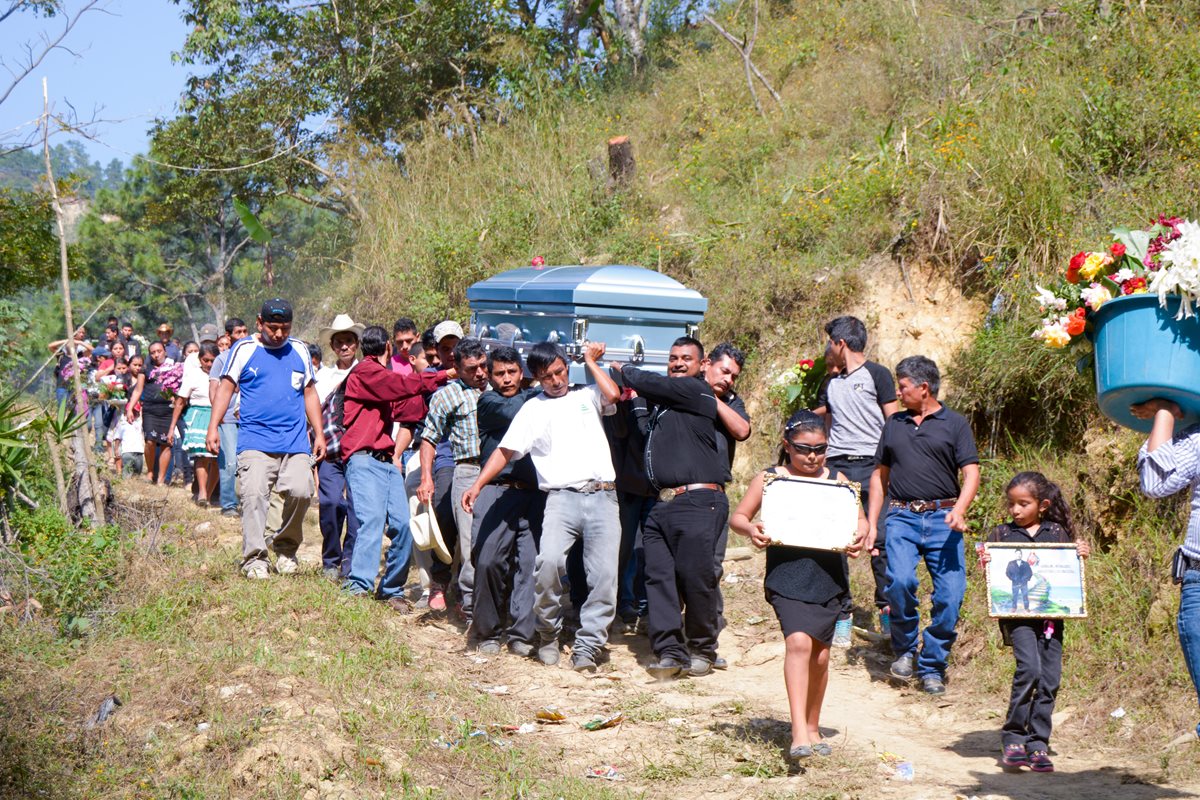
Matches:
[1001,743,1028,767]
[1028,749,1054,772]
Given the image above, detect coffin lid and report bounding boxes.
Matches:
[467,265,708,315]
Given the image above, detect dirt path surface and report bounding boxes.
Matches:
[153,483,1200,799]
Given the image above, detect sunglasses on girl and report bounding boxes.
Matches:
[786,442,828,455]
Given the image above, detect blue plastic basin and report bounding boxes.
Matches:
[1091,293,1200,432]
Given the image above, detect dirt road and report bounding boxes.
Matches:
[174,484,1200,799]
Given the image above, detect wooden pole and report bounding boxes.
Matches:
[42,78,104,526]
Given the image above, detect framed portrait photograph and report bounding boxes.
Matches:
[759,473,861,552]
[982,542,1087,619]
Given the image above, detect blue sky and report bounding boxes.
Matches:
[2,1,193,164]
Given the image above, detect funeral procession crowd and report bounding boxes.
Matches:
[49,286,1200,770]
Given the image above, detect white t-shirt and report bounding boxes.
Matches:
[498,385,615,490]
[314,361,357,405]
[116,415,145,454]
[178,368,213,407]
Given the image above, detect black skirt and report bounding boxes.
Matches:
[767,589,844,646]
[142,408,173,445]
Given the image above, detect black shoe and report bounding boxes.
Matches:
[890,653,914,680]
[571,652,598,674]
[713,656,728,670]
[647,659,687,681]
[688,657,714,677]
[921,674,946,695]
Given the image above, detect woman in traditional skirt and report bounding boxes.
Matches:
[729,410,866,761]
[169,342,219,505]
[127,341,175,484]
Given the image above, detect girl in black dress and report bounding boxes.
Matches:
[729,410,866,761]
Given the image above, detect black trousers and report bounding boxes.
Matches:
[643,489,729,664]
[1002,620,1063,751]
[431,465,458,589]
[470,485,544,645]
[826,456,889,611]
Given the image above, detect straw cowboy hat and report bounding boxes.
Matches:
[409,494,452,564]
[318,313,365,352]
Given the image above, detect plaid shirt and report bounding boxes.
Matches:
[421,379,483,462]
[1139,424,1200,560]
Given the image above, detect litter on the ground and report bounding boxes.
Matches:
[535,706,566,723]
[582,711,624,731]
[470,683,509,695]
[1111,706,1127,718]
[494,723,537,735]
[723,574,739,584]
[877,751,914,781]
[667,717,685,726]
[584,765,625,781]
[196,722,210,732]
[84,695,122,729]
[746,615,766,625]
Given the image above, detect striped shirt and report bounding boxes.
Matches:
[1138,424,1200,559]
[421,379,483,463]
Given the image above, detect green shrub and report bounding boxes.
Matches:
[10,507,129,634]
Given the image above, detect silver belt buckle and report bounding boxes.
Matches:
[658,488,676,503]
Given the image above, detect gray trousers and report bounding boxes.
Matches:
[451,462,481,618]
[237,450,313,569]
[535,489,620,658]
[470,484,544,645]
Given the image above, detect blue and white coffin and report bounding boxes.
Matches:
[467,265,708,383]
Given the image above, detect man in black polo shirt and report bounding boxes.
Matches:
[704,341,751,667]
[611,336,728,680]
[866,355,979,696]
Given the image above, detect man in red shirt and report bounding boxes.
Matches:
[341,325,452,608]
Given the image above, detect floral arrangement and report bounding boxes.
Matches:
[150,361,184,400]
[58,355,92,381]
[97,373,128,405]
[769,355,826,415]
[1033,215,1200,348]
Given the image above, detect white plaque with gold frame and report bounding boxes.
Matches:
[759,473,861,552]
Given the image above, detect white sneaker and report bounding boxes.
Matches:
[275,554,299,575]
[244,562,271,580]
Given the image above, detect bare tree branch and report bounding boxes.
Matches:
[0,1,103,109]
[704,2,784,116]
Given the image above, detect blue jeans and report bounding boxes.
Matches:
[217,423,239,510]
[1179,570,1200,737]
[884,507,966,678]
[535,489,620,658]
[90,404,114,453]
[343,454,412,598]
[617,492,654,620]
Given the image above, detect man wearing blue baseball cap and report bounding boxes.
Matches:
[207,298,327,579]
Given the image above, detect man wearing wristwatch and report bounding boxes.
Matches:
[610,336,729,681]
[866,355,980,696]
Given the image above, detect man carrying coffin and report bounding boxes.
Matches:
[610,336,729,680]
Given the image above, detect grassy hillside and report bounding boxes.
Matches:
[323,0,1200,754]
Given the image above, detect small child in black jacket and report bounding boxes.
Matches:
[979,471,1089,773]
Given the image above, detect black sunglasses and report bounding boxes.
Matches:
[786,442,828,455]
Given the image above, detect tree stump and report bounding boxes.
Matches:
[607,136,635,188]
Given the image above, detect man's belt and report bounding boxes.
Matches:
[889,498,957,513]
[658,483,725,503]
[489,478,535,491]
[457,457,480,465]
[560,480,615,494]
[829,454,874,462]
[366,449,393,463]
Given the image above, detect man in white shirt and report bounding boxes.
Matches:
[462,341,620,673]
[314,314,363,580]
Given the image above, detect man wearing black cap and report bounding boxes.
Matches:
[207,298,326,579]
